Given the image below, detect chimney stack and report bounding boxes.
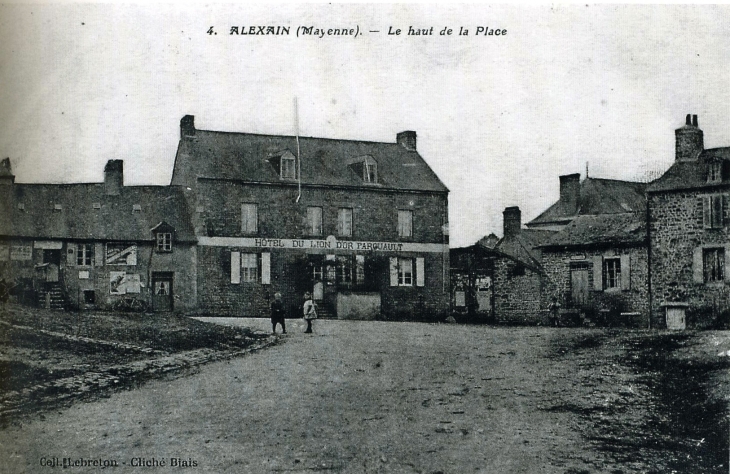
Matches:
[397,131,417,151]
[503,206,522,239]
[0,158,15,185]
[559,173,581,215]
[181,115,196,139]
[675,113,703,161]
[104,160,123,196]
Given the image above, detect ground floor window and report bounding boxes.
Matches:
[703,248,725,282]
[603,257,621,289]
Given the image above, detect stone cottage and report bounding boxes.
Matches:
[647,114,730,329]
[528,174,649,326]
[0,158,198,312]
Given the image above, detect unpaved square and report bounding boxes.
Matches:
[1,318,728,473]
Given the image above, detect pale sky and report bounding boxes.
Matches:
[1,4,730,247]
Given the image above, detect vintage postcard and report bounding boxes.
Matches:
[0,4,728,473]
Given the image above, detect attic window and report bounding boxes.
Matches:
[132,204,142,213]
[268,151,297,180]
[53,203,62,211]
[92,202,101,210]
[348,156,378,184]
[17,203,24,211]
[708,162,722,183]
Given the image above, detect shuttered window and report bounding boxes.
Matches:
[241,203,258,234]
[389,257,415,286]
[702,195,724,229]
[603,258,621,289]
[307,207,323,235]
[594,254,631,291]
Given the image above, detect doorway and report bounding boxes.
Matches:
[570,262,590,307]
[152,272,173,312]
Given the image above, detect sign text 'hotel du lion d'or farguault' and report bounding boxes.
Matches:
[197,235,447,253]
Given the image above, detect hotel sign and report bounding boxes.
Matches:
[198,235,447,253]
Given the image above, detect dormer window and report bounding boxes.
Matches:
[348,155,378,184]
[156,232,172,252]
[92,202,101,210]
[53,203,62,211]
[268,151,297,180]
[151,221,175,252]
[17,203,24,211]
[133,204,142,213]
[708,161,722,183]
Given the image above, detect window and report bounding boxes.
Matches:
[83,290,96,304]
[703,195,724,229]
[241,253,258,282]
[76,243,94,266]
[703,248,725,282]
[355,255,365,284]
[307,207,323,235]
[336,255,353,286]
[53,203,62,211]
[602,258,621,290]
[708,162,722,183]
[398,210,413,238]
[281,152,296,180]
[92,202,101,210]
[363,158,377,183]
[17,203,24,211]
[156,232,172,252]
[132,204,142,213]
[348,156,378,184]
[241,203,258,234]
[338,208,353,237]
[397,258,413,286]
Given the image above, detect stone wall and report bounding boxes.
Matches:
[541,246,649,327]
[492,257,542,324]
[649,190,730,328]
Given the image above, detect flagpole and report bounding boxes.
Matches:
[295,97,302,203]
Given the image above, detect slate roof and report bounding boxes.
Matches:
[527,178,647,226]
[0,184,197,242]
[647,147,730,193]
[538,213,646,249]
[495,229,555,270]
[171,129,448,193]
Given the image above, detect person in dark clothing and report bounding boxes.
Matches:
[271,292,286,334]
[302,292,317,334]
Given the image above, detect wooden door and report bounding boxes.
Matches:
[571,269,589,307]
[666,308,686,330]
[152,273,173,312]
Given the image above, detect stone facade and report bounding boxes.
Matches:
[541,246,649,327]
[648,190,730,328]
[492,257,542,324]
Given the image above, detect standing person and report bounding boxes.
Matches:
[270,292,286,334]
[548,297,561,327]
[302,292,317,334]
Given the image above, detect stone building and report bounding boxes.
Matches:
[171,115,450,320]
[647,114,730,329]
[0,158,198,312]
[528,174,649,326]
[491,207,551,324]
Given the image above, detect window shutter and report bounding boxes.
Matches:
[67,244,76,267]
[620,254,631,291]
[94,243,104,266]
[261,252,271,285]
[593,255,603,291]
[692,247,704,283]
[703,196,711,228]
[725,245,730,282]
[416,257,425,287]
[231,251,241,284]
[714,195,725,228]
[389,257,398,286]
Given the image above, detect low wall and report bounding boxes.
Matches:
[336,292,381,320]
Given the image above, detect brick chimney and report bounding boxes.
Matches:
[559,173,580,215]
[0,158,15,185]
[104,160,123,196]
[503,206,521,239]
[675,114,703,161]
[181,115,196,139]
[397,131,417,151]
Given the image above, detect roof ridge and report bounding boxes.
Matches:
[195,129,406,148]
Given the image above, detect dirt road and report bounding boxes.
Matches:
[1,319,728,473]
